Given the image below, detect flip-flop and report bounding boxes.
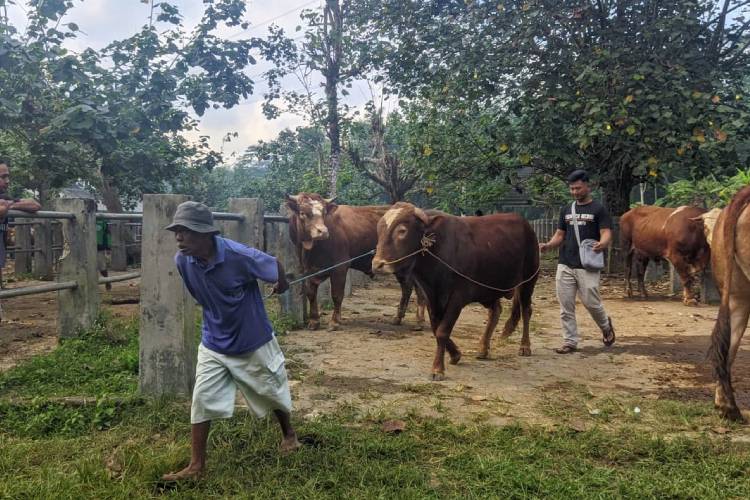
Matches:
[602,317,616,347]
[554,345,578,354]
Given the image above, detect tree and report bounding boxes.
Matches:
[355,0,750,215]
[260,0,371,197]
[345,107,421,203]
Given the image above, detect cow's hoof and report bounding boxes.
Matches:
[722,406,746,423]
[431,372,445,381]
[307,321,320,331]
[476,351,489,360]
[449,351,462,365]
[518,346,532,357]
[391,317,403,326]
[684,299,699,307]
[327,323,340,332]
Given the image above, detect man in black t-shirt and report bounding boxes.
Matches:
[539,170,616,353]
[0,158,41,318]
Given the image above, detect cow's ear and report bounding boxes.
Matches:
[286,194,300,212]
[325,199,338,215]
[414,207,430,225]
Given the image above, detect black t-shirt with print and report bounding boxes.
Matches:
[557,200,612,269]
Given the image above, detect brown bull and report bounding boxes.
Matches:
[286,193,425,331]
[620,205,710,305]
[708,186,750,421]
[372,202,539,380]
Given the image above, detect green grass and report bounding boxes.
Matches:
[1,316,750,498]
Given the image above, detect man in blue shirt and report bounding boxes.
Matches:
[161,201,298,481]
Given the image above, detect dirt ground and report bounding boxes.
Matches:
[2,263,750,434]
[0,275,140,372]
[283,264,750,431]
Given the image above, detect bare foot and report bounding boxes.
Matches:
[279,435,302,455]
[161,465,204,482]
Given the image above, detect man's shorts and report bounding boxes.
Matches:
[190,336,293,424]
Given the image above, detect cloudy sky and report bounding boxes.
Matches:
[7,0,368,162]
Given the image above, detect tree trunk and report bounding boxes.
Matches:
[601,177,633,216]
[324,0,343,198]
[98,171,124,213]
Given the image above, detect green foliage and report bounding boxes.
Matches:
[355,0,750,215]
[0,1,259,208]
[655,168,750,208]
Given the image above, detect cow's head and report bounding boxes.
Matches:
[286,193,337,250]
[694,208,722,248]
[372,202,431,274]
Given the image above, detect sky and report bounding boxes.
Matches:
[6,0,367,163]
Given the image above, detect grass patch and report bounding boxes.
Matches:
[1,405,750,498]
[2,316,750,497]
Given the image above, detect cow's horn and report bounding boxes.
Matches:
[414,207,429,225]
[324,196,337,204]
[286,194,302,203]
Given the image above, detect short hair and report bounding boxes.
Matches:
[567,169,589,183]
[0,158,8,168]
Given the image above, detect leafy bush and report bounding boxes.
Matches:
[655,168,750,208]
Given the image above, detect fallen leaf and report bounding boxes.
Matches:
[382,420,407,434]
[588,408,601,416]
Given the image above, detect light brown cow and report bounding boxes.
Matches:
[620,205,710,305]
[708,186,750,421]
[287,193,425,331]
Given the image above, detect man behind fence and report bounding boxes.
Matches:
[162,201,299,482]
[538,169,616,353]
[0,158,41,319]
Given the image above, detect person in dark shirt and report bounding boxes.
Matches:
[538,170,616,353]
[161,201,299,481]
[0,158,41,317]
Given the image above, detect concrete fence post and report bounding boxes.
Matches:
[263,218,305,326]
[14,223,32,275]
[33,220,54,280]
[139,194,196,397]
[54,198,99,338]
[110,221,128,271]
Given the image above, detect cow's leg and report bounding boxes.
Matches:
[674,261,699,306]
[625,250,634,298]
[715,295,750,421]
[414,286,427,329]
[393,273,413,326]
[305,278,322,330]
[500,294,521,338]
[477,300,501,359]
[518,280,536,356]
[636,256,649,299]
[432,308,461,381]
[328,268,348,331]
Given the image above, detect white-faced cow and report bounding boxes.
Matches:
[620,205,710,305]
[286,193,425,331]
[708,186,750,421]
[372,202,539,380]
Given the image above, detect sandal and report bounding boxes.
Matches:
[554,345,578,354]
[602,317,616,347]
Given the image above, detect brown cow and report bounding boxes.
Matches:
[286,193,425,331]
[708,186,750,421]
[372,202,539,380]
[619,205,710,305]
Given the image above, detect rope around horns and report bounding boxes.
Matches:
[380,233,541,293]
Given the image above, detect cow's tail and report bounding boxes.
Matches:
[709,186,750,404]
